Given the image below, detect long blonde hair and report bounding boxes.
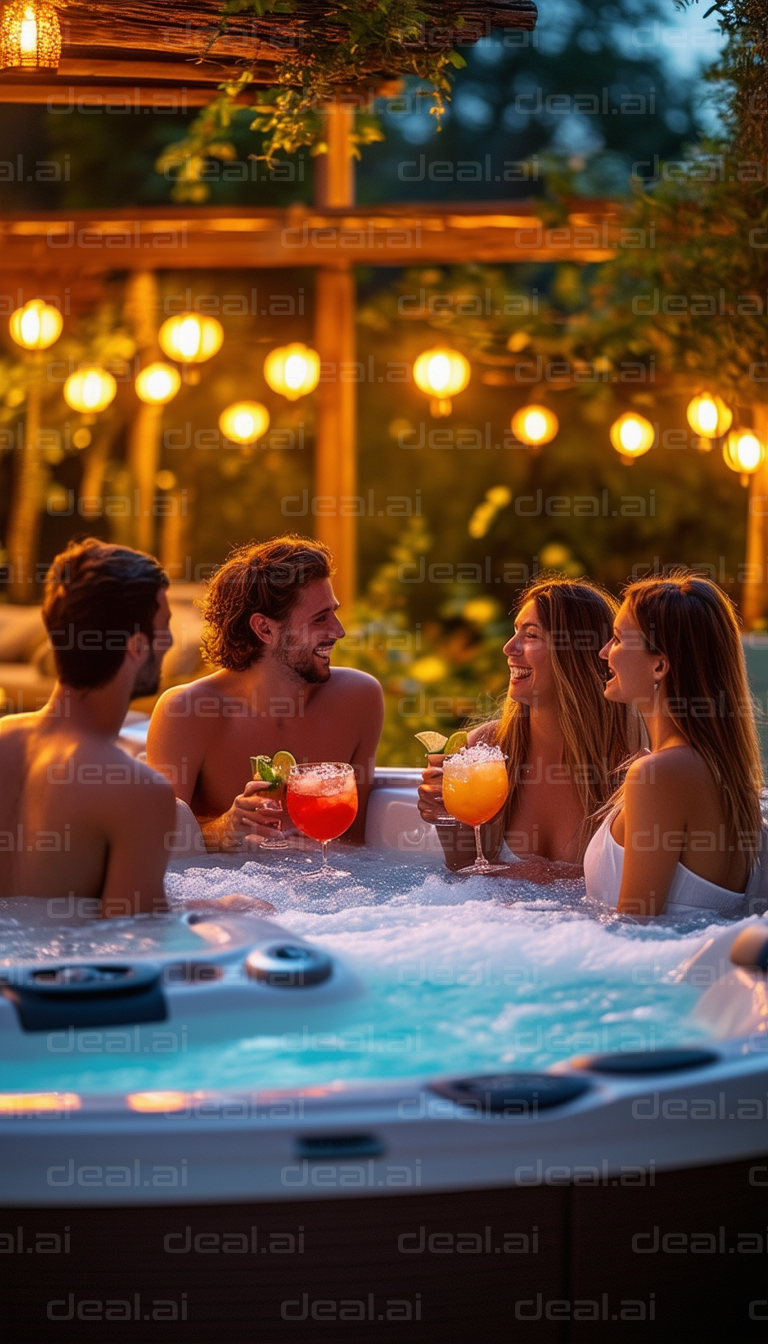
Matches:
[486,577,638,856]
[616,572,763,865]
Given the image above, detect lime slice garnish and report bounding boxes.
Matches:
[271,750,297,783]
[414,731,448,754]
[444,731,469,756]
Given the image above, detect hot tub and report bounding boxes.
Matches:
[2,770,768,1341]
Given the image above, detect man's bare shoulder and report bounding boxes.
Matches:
[328,667,384,702]
[153,672,230,719]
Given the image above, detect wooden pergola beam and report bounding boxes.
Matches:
[0,204,623,274]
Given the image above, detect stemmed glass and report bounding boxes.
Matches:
[442,745,510,876]
[285,763,359,880]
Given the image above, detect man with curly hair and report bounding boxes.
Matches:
[0,538,176,915]
[147,535,384,851]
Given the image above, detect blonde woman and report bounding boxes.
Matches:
[418,578,639,880]
[585,572,765,918]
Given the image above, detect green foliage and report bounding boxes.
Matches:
[157,0,465,198]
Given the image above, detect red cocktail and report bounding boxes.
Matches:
[286,763,358,878]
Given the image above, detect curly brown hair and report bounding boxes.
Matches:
[200,535,334,671]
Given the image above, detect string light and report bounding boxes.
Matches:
[686,393,733,439]
[9,299,62,350]
[218,401,270,445]
[609,412,655,460]
[63,366,117,415]
[263,343,320,401]
[723,429,765,487]
[412,346,470,417]
[158,313,223,364]
[511,404,559,448]
[135,362,181,405]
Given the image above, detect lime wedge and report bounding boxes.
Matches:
[271,750,297,782]
[414,731,448,754]
[444,731,469,756]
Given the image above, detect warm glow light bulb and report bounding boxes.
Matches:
[412,346,470,417]
[723,429,765,485]
[218,401,270,445]
[263,343,321,401]
[135,362,181,405]
[511,404,559,447]
[9,299,62,350]
[63,366,117,415]
[609,411,655,459]
[686,393,733,440]
[158,313,223,364]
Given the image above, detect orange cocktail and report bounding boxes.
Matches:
[442,744,509,875]
[286,763,358,879]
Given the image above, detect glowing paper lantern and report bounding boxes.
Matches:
[0,1,61,70]
[686,393,732,440]
[264,343,320,401]
[63,366,117,415]
[135,362,181,405]
[9,299,62,350]
[412,346,470,417]
[723,429,765,486]
[159,313,223,364]
[609,412,655,460]
[511,404,559,447]
[218,401,270,445]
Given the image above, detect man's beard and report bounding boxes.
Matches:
[275,642,331,685]
[133,648,162,697]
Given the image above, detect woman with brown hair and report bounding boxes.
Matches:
[585,571,765,917]
[418,577,639,880]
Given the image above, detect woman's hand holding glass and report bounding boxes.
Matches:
[417,754,458,827]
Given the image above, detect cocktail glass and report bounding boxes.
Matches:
[285,763,359,880]
[250,765,290,851]
[442,745,509,876]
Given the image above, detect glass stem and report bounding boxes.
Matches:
[474,825,487,869]
[320,840,330,871]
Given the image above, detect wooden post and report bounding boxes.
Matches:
[742,405,768,629]
[313,100,357,609]
[7,380,43,602]
[124,270,162,555]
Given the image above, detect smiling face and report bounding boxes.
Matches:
[502,599,556,708]
[273,578,345,685]
[600,602,666,708]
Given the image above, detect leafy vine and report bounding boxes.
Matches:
[157,0,467,200]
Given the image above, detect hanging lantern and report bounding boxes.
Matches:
[609,412,655,461]
[135,362,181,405]
[9,299,62,350]
[263,343,321,401]
[412,346,470,417]
[0,1,61,70]
[686,393,732,440]
[63,366,117,416]
[158,313,223,364]
[723,429,765,487]
[218,401,270,445]
[511,404,559,447]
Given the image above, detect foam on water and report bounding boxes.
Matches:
[1,850,727,1094]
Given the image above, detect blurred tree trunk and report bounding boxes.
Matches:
[6,381,43,603]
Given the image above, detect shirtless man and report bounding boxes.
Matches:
[147,535,384,851]
[0,538,176,917]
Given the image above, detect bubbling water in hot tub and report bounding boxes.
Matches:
[0,850,720,1095]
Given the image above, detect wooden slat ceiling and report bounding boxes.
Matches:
[0,0,537,101]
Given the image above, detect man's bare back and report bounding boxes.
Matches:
[0,539,177,918]
[0,710,175,916]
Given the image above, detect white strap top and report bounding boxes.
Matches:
[583,812,763,918]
